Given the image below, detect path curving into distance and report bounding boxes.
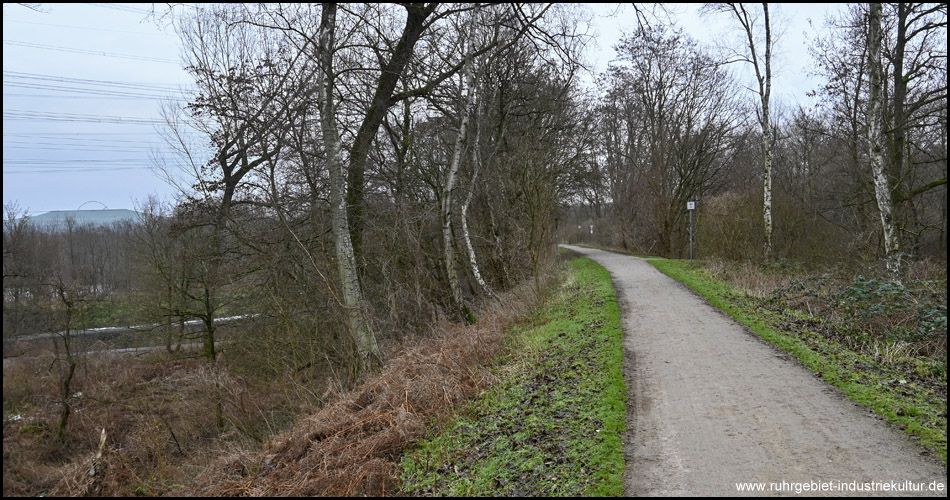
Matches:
[562,245,946,497]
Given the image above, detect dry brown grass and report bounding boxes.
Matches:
[4,352,221,497]
[699,258,797,298]
[3,274,544,497]
[190,280,540,497]
[904,257,948,283]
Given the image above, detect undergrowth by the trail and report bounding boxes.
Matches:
[649,258,947,466]
[3,267,544,496]
[400,257,626,496]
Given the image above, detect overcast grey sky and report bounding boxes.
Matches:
[2,3,846,217]
[3,2,190,216]
[585,3,849,103]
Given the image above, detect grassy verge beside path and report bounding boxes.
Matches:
[650,258,947,465]
[400,257,626,496]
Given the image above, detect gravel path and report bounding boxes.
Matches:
[562,246,946,497]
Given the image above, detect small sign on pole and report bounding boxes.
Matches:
[687,201,696,262]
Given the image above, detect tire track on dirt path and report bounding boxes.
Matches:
[562,246,946,497]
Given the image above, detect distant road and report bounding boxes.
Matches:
[561,245,946,497]
[2,314,259,362]
[8,314,259,342]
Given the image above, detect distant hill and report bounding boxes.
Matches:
[26,209,142,230]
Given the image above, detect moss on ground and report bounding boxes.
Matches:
[400,257,626,496]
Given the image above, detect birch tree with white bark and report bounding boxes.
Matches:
[704,3,776,258]
[440,25,478,323]
[867,2,903,277]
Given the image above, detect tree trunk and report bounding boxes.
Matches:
[763,112,773,258]
[868,2,903,277]
[760,3,774,258]
[201,286,217,362]
[57,358,75,443]
[461,92,495,299]
[890,3,908,186]
[725,3,775,258]
[57,300,76,444]
[318,3,382,373]
[345,3,436,261]
[442,51,476,324]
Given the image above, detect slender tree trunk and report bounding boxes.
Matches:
[57,345,76,443]
[725,3,774,258]
[201,215,223,428]
[57,359,76,443]
[201,285,217,362]
[760,3,774,258]
[867,2,902,277]
[484,189,510,287]
[442,52,476,324]
[762,106,773,257]
[318,4,381,373]
[461,180,492,297]
[890,3,908,185]
[56,296,76,444]
[200,179,234,364]
[461,93,496,299]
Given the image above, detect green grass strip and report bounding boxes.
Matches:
[400,257,627,496]
[649,258,946,465]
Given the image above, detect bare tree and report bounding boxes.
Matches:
[50,275,80,444]
[600,25,743,257]
[704,3,776,258]
[810,3,946,266]
[161,3,592,377]
[868,2,902,277]
[166,4,307,363]
[881,3,947,258]
[3,203,33,336]
[461,86,496,299]
[440,20,478,323]
[313,3,384,373]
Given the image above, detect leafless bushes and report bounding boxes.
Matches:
[2,268,544,497]
[3,349,290,496]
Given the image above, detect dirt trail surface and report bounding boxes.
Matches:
[562,246,946,497]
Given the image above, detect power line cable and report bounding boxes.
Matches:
[4,144,165,153]
[4,159,157,165]
[3,40,179,64]
[3,134,163,142]
[84,3,151,15]
[5,167,155,173]
[4,110,167,125]
[4,138,161,146]
[2,18,168,36]
[2,93,184,101]
[3,138,165,148]
[3,83,186,100]
[2,132,161,136]
[3,72,193,103]
[4,71,193,91]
